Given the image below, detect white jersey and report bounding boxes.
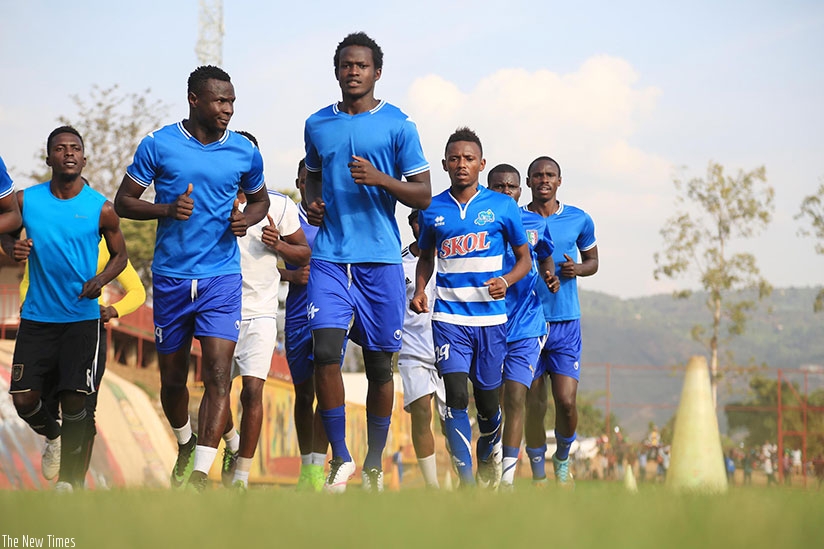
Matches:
[399,244,436,366]
[238,190,301,319]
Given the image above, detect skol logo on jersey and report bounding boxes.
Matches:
[439,232,490,258]
[474,209,495,226]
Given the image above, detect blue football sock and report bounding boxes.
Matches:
[554,430,577,461]
[444,407,475,485]
[476,407,502,462]
[363,412,391,470]
[319,405,351,462]
[526,445,547,480]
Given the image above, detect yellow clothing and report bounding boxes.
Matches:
[20,240,146,318]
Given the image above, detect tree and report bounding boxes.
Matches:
[653,162,774,408]
[28,84,169,289]
[795,181,824,312]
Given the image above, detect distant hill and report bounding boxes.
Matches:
[576,287,824,439]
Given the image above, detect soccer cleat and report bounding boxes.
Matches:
[500,481,515,493]
[170,434,197,489]
[361,467,384,493]
[54,481,73,493]
[232,479,248,492]
[296,464,325,492]
[221,447,239,488]
[476,441,503,490]
[42,436,61,480]
[532,477,549,488]
[552,453,575,487]
[323,457,355,494]
[187,470,208,493]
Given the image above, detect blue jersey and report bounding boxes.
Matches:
[21,182,106,322]
[535,202,596,322]
[504,208,554,342]
[304,101,429,264]
[126,122,265,278]
[418,186,527,327]
[0,155,13,199]
[284,203,317,328]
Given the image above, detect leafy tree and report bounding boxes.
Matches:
[29,84,169,200]
[653,162,774,407]
[795,181,824,312]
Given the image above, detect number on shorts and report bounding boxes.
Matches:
[435,343,450,364]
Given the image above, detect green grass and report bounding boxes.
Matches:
[1,481,821,548]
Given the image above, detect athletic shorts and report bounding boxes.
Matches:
[232,316,277,381]
[153,273,242,354]
[397,358,446,420]
[539,319,582,381]
[307,259,404,352]
[44,324,107,419]
[10,319,100,395]
[503,336,545,388]
[431,321,506,391]
[285,319,348,385]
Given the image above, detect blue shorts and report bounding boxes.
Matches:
[539,319,582,381]
[307,259,404,352]
[285,319,348,386]
[503,336,545,388]
[431,321,506,391]
[153,273,242,354]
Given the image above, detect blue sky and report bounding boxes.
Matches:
[1,0,822,298]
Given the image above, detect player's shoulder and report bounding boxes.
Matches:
[143,122,180,142]
[306,104,336,122]
[559,202,593,223]
[266,189,297,209]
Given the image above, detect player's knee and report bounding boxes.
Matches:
[409,398,433,426]
[474,387,500,419]
[239,379,264,408]
[556,394,577,417]
[443,373,469,409]
[363,350,394,384]
[12,392,39,416]
[312,328,346,366]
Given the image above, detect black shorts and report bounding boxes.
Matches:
[10,319,100,395]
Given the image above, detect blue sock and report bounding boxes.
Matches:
[363,413,391,470]
[319,406,351,462]
[444,407,475,485]
[526,445,547,480]
[554,431,577,461]
[476,407,502,462]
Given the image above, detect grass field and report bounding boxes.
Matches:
[1,481,821,549]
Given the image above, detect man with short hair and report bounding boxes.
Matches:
[487,163,558,490]
[303,32,431,493]
[524,156,598,486]
[411,127,532,488]
[115,66,270,491]
[7,126,127,491]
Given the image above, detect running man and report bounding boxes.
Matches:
[7,126,127,491]
[279,159,333,492]
[524,156,598,486]
[411,127,532,488]
[114,66,270,491]
[220,132,310,491]
[486,163,558,490]
[399,209,447,489]
[303,32,431,493]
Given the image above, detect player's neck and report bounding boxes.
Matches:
[49,174,84,200]
[449,182,479,204]
[527,198,559,217]
[338,94,379,115]
[182,118,223,145]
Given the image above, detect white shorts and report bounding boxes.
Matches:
[232,317,277,380]
[398,358,447,420]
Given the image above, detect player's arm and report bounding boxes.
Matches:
[278,265,310,286]
[349,156,431,210]
[81,202,127,299]
[304,170,325,227]
[0,192,22,235]
[561,246,599,278]
[114,175,195,221]
[240,186,270,228]
[102,259,147,322]
[486,242,532,300]
[262,223,310,267]
[540,255,560,293]
[411,245,435,314]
